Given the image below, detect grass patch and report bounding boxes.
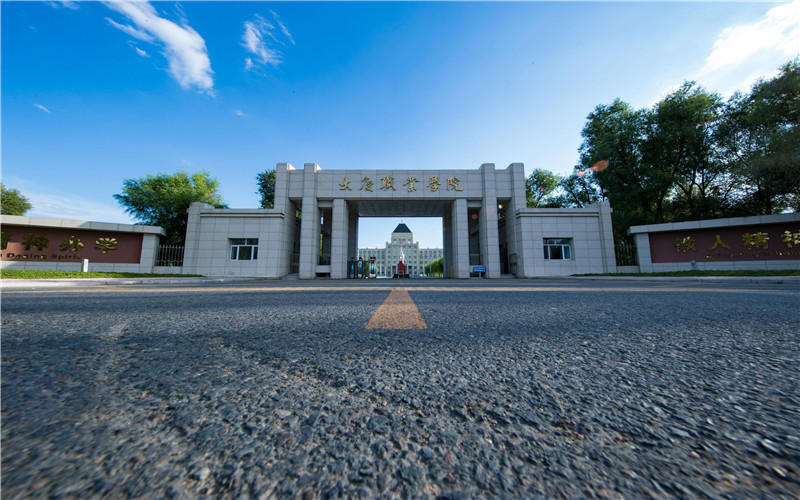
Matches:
[577,270,800,277]
[0,270,203,279]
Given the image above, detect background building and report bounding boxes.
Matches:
[358,222,443,276]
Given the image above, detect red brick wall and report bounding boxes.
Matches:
[1,225,144,264]
[649,223,800,263]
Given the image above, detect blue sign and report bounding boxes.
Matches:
[472,266,486,273]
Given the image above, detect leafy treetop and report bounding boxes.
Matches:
[0,184,32,216]
[256,168,276,209]
[114,170,227,245]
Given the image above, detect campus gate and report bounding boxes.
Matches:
[181,163,616,278]
[283,162,520,279]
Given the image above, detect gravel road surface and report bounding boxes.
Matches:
[2,280,799,498]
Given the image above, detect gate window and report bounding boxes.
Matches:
[230,238,259,261]
[543,238,572,260]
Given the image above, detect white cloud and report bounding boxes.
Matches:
[105,17,155,43]
[271,10,295,46]
[47,1,79,10]
[173,2,187,22]
[705,0,800,72]
[242,12,294,71]
[33,103,51,113]
[135,47,150,58]
[103,1,214,94]
[233,109,247,117]
[243,17,281,68]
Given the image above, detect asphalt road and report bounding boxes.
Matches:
[2,279,799,498]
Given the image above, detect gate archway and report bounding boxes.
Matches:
[280,163,521,279]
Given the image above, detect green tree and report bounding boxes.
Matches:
[256,168,276,209]
[644,82,730,220]
[718,60,800,214]
[424,256,443,276]
[552,169,603,208]
[579,99,668,240]
[0,184,33,215]
[575,59,799,240]
[114,170,227,245]
[525,169,563,207]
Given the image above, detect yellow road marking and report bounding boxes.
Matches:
[365,289,427,330]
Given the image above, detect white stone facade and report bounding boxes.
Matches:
[514,204,616,276]
[358,223,444,277]
[182,163,617,278]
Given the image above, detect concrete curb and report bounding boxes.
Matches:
[0,277,264,289]
[563,275,800,284]
[2,275,798,289]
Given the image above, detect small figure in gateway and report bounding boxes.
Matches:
[396,250,407,278]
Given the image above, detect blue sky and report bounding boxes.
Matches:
[2,1,798,249]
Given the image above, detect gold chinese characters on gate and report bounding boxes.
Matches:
[339,176,463,193]
[1,232,120,260]
[672,230,800,258]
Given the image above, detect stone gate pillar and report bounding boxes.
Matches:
[442,209,453,278]
[452,198,470,278]
[275,163,295,276]
[330,198,349,279]
[298,163,321,279]
[506,162,528,277]
[347,210,359,261]
[479,163,501,278]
